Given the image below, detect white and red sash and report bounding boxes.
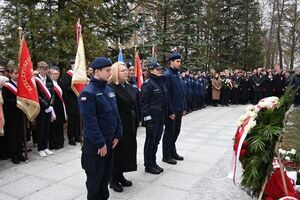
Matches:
[53,82,67,120]
[35,77,51,100]
[3,82,17,95]
[66,69,73,77]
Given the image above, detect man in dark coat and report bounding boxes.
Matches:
[2,68,26,164]
[162,53,186,165]
[292,68,300,106]
[62,60,81,145]
[49,67,66,149]
[252,68,265,104]
[79,57,122,200]
[273,68,286,98]
[141,62,168,175]
[35,61,55,157]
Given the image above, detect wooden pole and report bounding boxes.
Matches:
[18,26,29,162]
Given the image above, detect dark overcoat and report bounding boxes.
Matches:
[109,83,138,173]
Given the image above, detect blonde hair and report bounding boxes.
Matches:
[109,61,127,84]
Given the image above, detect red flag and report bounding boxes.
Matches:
[135,52,143,90]
[17,37,40,122]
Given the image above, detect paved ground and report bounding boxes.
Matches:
[0,105,253,200]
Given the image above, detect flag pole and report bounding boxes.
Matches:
[18,26,29,162]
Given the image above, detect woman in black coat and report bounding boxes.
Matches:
[109,62,138,193]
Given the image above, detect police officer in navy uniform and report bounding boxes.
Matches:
[79,57,122,200]
[162,53,186,165]
[141,62,168,174]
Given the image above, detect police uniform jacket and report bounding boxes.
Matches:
[141,74,168,122]
[79,78,122,155]
[164,67,186,115]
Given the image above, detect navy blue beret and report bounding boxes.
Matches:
[148,62,162,70]
[90,57,112,69]
[169,53,181,61]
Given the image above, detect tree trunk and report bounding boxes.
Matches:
[276,0,285,69]
[265,0,276,69]
[289,0,298,69]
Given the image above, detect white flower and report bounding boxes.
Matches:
[246,105,254,112]
[282,150,287,155]
[254,105,261,113]
[249,112,258,118]
[291,149,296,155]
[285,156,291,161]
[258,101,269,108]
[279,148,283,154]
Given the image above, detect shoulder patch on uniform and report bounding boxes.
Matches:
[81,97,87,101]
[108,92,115,98]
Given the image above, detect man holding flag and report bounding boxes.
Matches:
[16,36,40,160]
[2,68,26,164]
[62,20,88,146]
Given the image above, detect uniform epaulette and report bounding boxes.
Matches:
[144,79,149,83]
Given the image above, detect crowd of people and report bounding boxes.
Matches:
[176,67,300,111]
[0,53,300,200]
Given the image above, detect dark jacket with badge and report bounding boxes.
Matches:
[109,82,138,173]
[141,74,168,122]
[78,78,123,155]
[164,67,186,115]
[62,71,80,115]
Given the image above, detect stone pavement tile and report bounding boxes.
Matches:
[0,192,18,200]
[204,139,231,147]
[168,160,211,176]
[8,160,57,176]
[185,151,224,165]
[179,136,208,145]
[195,145,228,155]
[0,169,27,186]
[110,180,150,199]
[175,141,202,152]
[156,170,202,191]
[0,175,53,198]
[129,184,189,200]
[60,171,86,188]
[33,163,81,181]
[44,150,81,164]
[22,182,85,200]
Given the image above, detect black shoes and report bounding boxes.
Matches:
[110,182,123,192]
[18,155,26,162]
[145,166,161,175]
[119,177,132,187]
[154,164,164,172]
[162,157,177,165]
[11,156,20,164]
[172,153,184,161]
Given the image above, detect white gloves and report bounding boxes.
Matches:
[45,106,53,113]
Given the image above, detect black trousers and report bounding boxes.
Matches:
[163,112,182,159]
[49,123,64,149]
[82,144,113,200]
[37,112,51,151]
[67,114,81,142]
[5,115,24,159]
[221,88,230,105]
[144,120,164,167]
[254,91,263,104]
